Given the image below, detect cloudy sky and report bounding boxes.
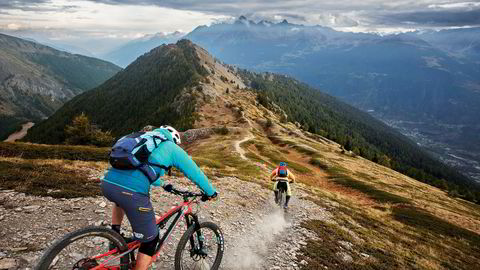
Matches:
[1,0,479,55]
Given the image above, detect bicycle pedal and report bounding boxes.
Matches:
[123,236,135,244]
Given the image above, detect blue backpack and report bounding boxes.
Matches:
[109,131,169,183]
[278,165,288,177]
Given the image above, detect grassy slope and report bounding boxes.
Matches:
[184,85,480,269]
[191,130,480,269]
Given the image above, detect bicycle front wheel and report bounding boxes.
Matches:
[35,226,128,270]
[174,222,224,270]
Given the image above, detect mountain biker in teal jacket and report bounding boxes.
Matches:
[101,125,217,270]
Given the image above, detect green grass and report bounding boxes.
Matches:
[392,205,480,246]
[192,157,225,169]
[391,205,480,268]
[329,174,411,204]
[254,143,266,152]
[268,135,319,156]
[259,148,313,174]
[304,189,480,270]
[300,219,399,270]
[0,142,109,161]
[239,139,255,149]
[0,159,101,198]
[245,152,268,164]
[293,144,318,156]
[309,157,329,170]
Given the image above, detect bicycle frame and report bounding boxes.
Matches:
[90,197,201,270]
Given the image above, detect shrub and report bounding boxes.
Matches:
[0,159,101,198]
[0,142,109,161]
[64,113,114,147]
[214,126,229,135]
[220,75,228,83]
[266,118,273,128]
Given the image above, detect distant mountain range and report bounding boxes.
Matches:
[0,33,121,140]
[101,18,480,126]
[414,28,480,65]
[186,18,480,123]
[102,31,184,67]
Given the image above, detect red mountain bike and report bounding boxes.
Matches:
[35,186,224,270]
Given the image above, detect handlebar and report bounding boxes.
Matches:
[164,185,204,198]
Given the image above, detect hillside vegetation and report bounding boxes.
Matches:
[24,40,479,204]
[239,71,480,204]
[1,40,480,268]
[24,40,206,144]
[0,33,121,140]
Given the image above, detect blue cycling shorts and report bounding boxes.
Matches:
[101,181,158,242]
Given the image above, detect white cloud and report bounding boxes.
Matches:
[0,0,227,54]
[0,0,478,54]
[7,23,23,30]
[428,2,480,10]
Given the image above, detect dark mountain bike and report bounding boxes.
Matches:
[35,186,224,270]
[275,180,289,209]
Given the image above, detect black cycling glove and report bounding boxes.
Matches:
[163,184,173,192]
[201,191,218,202]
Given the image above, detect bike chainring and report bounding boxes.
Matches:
[73,258,99,270]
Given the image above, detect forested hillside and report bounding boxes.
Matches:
[240,70,480,202]
[24,40,207,144]
[0,33,121,140]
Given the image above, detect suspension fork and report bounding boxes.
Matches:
[185,213,206,255]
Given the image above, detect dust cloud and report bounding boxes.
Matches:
[223,207,290,269]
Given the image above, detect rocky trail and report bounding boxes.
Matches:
[234,134,254,160]
[0,174,331,270]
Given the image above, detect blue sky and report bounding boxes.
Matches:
[1,0,479,55]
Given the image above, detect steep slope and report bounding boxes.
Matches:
[185,18,480,182]
[102,31,184,67]
[0,33,121,140]
[238,70,476,198]
[24,40,207,144]
[25,40,478,203]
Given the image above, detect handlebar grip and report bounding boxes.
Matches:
[163,184,173,192]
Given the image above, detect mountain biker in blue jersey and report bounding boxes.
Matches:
[101,125,217,270]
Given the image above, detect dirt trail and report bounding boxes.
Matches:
[234,133,254,160]
[4,122,34,142]
[0,175,330,269]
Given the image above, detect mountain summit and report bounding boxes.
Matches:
[102,31,185,67]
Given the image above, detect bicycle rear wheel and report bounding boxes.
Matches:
[35,226,128,270]
[279,190,286,208]
[174,222,224,270]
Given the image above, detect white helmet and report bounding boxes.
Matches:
[160,125,181,145]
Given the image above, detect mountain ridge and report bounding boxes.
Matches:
[0,33,121,140]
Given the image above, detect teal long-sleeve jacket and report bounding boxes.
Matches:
[102,129,216,196]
